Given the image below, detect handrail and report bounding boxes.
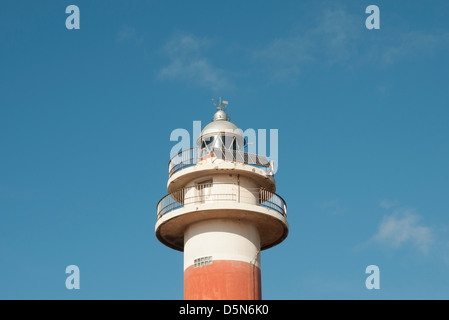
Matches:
[168,147,272,177]
[156,183,287,219]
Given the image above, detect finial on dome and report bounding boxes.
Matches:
[212,97,229,121]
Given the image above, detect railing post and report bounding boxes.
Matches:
[237,175,240,203]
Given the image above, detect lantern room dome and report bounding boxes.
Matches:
[197,109,245,150]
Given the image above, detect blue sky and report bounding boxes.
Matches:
[1,0,448,299]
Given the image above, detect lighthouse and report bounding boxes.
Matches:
[155,99,288,300]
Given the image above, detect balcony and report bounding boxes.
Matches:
[156,182,287,219]
[168,147,273,178]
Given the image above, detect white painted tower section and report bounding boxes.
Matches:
[184,219,261,270]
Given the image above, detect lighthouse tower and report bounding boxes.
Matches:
[155,99,288,300]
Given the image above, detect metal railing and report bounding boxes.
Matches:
[168,147,272,177]
[156,183,287,219]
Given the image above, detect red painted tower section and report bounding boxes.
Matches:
[184,260,261,300]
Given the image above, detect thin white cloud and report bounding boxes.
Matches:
[254,7,449,80]
[379,199,400,209]
[372,207,434,254]
[158,33,231,92]
[380,31,449,65]
[254,36,314,79]
[311,7,361,63]
[254,6,360,79]
[321,200,346,215]
[116,26,143,44]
